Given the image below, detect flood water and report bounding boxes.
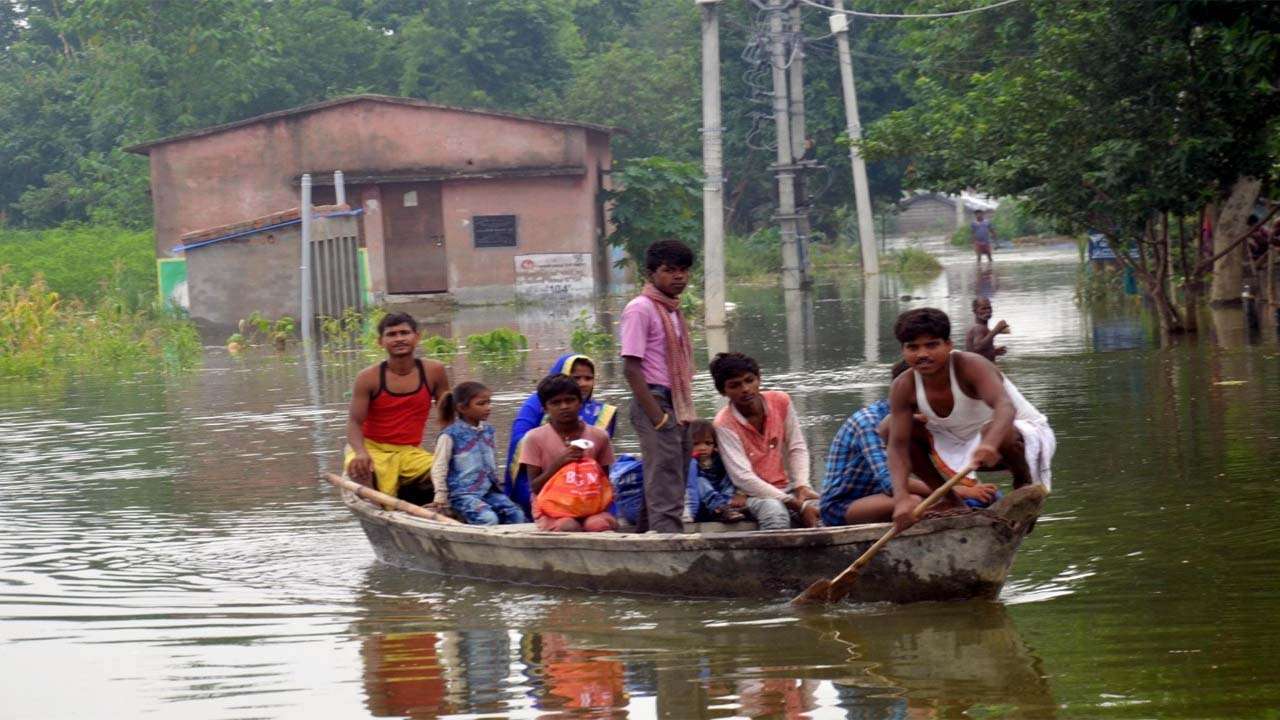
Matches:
[3,241,1280,719]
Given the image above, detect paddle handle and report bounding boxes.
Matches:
[825,464,976,587]
[326,473,462,525]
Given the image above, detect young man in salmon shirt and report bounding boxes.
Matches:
[709,352,820,530]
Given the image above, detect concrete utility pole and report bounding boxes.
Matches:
[829,0,879,274]
[299,174,314,347]
[698,0,727,328]
[768,0,805,290]
[787,3,812,279]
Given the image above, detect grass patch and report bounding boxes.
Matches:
[724,229,782,282]
[0,225,155,307]
[0,270,200,379]
[882,247,943,276]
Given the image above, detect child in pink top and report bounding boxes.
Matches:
[520,374,617,532]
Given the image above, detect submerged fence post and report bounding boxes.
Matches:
[300,173,314,348]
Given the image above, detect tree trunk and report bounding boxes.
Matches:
[1176,215,1198,333]
[1209,176,1261,305]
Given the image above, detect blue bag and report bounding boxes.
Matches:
[608,454,645,524]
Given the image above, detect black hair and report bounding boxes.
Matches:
[537,373,582,405]
[378,311,418,335]
[894,307,951,344]
[568,357,595,374]
[644,239,695,273]
[972,296,990,311]
[1248,214,1260,225]
[891,360,911,379]
[688,418,716,444]
[438,381,489,425]
[709,352,761,394]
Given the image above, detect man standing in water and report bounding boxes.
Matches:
[971,209,996,263]
[964,297,1010,361]
[887,308,1053,532]
[345,312,450,503]
[620,240,696,533]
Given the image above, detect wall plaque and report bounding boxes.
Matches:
[473,214,517,248]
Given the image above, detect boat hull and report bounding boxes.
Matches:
[341,485,1047,603]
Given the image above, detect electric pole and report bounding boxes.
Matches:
[788,2,812,281]
[829,0,880,274]
[698,0,727,328]
[769,0,805,290]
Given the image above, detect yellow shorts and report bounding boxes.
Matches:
[344,439,433,497]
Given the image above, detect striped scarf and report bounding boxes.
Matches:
[641,283,695,423]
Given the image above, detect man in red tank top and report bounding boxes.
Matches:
[345,312,450,503]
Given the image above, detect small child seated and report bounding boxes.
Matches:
[520,374,618,533]
[686,419,747,523]
[430,382,528,526]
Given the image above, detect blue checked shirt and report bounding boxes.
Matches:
[819,400,893,518]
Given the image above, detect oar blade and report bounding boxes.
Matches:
[822,569,864,604]
[791,578,835,606]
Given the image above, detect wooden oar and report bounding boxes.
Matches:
[326,473,462,525]
[791,463,976,606]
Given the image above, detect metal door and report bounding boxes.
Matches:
[383,183,447,293]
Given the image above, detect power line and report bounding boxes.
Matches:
[797,0,1026,20]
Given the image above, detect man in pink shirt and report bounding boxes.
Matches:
[620,240,696,533]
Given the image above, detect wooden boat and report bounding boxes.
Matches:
[331,476,1048,603]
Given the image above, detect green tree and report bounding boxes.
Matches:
[603,156,702,271]
[863,0,1280,334]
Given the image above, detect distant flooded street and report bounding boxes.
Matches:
[3,241,1280,719]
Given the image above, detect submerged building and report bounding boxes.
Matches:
[126,95,617,323]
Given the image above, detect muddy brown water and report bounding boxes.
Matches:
[3,242,1279,719]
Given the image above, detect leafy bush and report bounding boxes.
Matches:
[0,270,201,379]
[883,247,943,276]
[420,334,459,360]
[603,157,702,273]
[0,226,156,308]
[231,312,296,351]
[465,328,528,368]
[569,310,614,356]
[993,197,1055,239]
[724,228,782,281]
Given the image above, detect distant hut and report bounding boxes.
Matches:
[895,192,999,236]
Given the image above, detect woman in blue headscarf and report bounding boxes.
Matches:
[505,353,618,514]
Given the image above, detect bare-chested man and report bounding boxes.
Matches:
[963,297,1009,361]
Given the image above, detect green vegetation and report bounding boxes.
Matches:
[0,1,910,243]
[570,310,614,356]
[0,227,155,307]
[0,271,200,379]
[862,2,1280,333]
[419,334,459,360]
[724,229,782,282]
[882,247,943,277]
[604,157,702,272]
[465,328,528,368]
